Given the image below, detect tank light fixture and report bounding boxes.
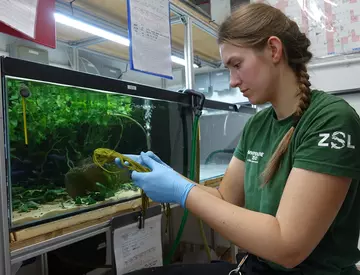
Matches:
[54,13,198,68]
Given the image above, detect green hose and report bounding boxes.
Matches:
[164,115,211,264]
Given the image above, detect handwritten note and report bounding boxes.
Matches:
[127,0,173,79]
[0,0,39,38]
[114,215,163,274]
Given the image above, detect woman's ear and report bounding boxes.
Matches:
[266,36,283,64]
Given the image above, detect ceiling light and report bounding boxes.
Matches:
[54,13,130,46]
[54,13,198,68]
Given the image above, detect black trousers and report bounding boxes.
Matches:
[123,254,303,275]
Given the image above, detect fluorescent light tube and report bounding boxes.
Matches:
[54,13,130,46]
[54,13,198,68]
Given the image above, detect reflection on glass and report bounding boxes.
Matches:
[199,108,253,181]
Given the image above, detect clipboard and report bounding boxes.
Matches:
[110,205,163,275]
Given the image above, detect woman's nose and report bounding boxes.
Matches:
[230,74,242,88]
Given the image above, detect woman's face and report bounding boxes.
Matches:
[219,42,279,105]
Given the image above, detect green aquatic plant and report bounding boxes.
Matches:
[7,79,134,149]
[7,78,148,214]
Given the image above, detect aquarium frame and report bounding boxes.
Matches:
[0,56,193,232]
[0,63,12,275]
[1,57,239,113]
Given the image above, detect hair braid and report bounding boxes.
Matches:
[261,64,311,185]
[294,65,311,120]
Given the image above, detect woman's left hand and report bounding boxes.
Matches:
[131,152,195,207]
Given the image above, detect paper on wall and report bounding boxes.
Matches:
[127,0,173,79]
[0,0,39,38]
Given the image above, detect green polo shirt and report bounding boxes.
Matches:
[234,90,360,275]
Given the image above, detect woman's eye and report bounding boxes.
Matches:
[234,63,242,69]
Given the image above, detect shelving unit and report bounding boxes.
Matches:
[55,0,222,69]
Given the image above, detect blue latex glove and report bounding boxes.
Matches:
[115,151,171,169]
[131,152,195,208]
[114,154,140,168]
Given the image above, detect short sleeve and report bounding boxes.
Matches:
[293,101,360,179]
[234,119,250,161]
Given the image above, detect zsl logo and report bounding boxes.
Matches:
[318,132,355,149]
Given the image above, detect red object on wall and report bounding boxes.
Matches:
[0,0,56,49]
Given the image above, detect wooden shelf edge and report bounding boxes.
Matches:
[10,198,157,250]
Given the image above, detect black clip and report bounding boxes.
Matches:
[138,213,145,229]
[182,89,205,117]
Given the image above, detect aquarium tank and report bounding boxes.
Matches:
[0,57,245,231]
[3,75,192,230]
[199,106,255,182]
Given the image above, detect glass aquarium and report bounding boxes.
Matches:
[199,106,255,182]
[2,65,192,230]
[0,57,245,230]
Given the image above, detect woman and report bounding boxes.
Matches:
[118,2,360,274]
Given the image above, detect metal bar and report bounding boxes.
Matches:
[184,17,195,89]
[71,37,106,48]
[171,17,183,25]
[41,253,49,275]
[170,14,182,24]
[161,78,167,89]
[329,88,360,95]
[11,222,109,264]
[308,56,360,69]
[0,63,11,275]
[170,1,218,37]
[72,47,79,71]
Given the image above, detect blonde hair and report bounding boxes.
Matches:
[218,3,312,185]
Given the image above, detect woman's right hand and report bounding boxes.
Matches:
[115,151,171,169]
